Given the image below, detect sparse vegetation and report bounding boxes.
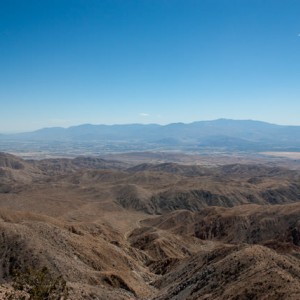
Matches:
[12,267,68,300]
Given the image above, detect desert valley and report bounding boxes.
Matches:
[1,150,300,299]
[2,0,299,298]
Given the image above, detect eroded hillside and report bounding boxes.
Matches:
[1,152,300,299]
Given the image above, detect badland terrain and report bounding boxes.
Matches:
[1,149,300,299]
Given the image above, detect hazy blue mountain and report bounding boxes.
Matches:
[1,119,300,152]
[198,135,261,150]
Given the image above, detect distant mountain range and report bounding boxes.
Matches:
[1,119,300,153]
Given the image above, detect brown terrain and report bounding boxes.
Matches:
[1,151,300,299]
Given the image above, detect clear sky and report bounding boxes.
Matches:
[0,0,299,132]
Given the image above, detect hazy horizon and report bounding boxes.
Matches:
[1,117,300,135]
[1,1,299,132]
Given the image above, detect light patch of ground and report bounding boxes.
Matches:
[262,152,300,159]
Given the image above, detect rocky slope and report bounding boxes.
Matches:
[1,152,300,299]
[152,244,300,300]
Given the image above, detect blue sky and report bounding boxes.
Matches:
[0,0,300,132]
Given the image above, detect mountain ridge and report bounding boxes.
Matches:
[1,119,300,155]
[0,119,289,138]
[1,118,284,135]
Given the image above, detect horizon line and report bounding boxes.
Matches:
[1,118,299,135]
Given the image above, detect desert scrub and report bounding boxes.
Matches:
[12,266,68,300]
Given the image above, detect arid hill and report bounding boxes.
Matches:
[137,203,300,252]
[1,152,300,299]
[152,244,300,300]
